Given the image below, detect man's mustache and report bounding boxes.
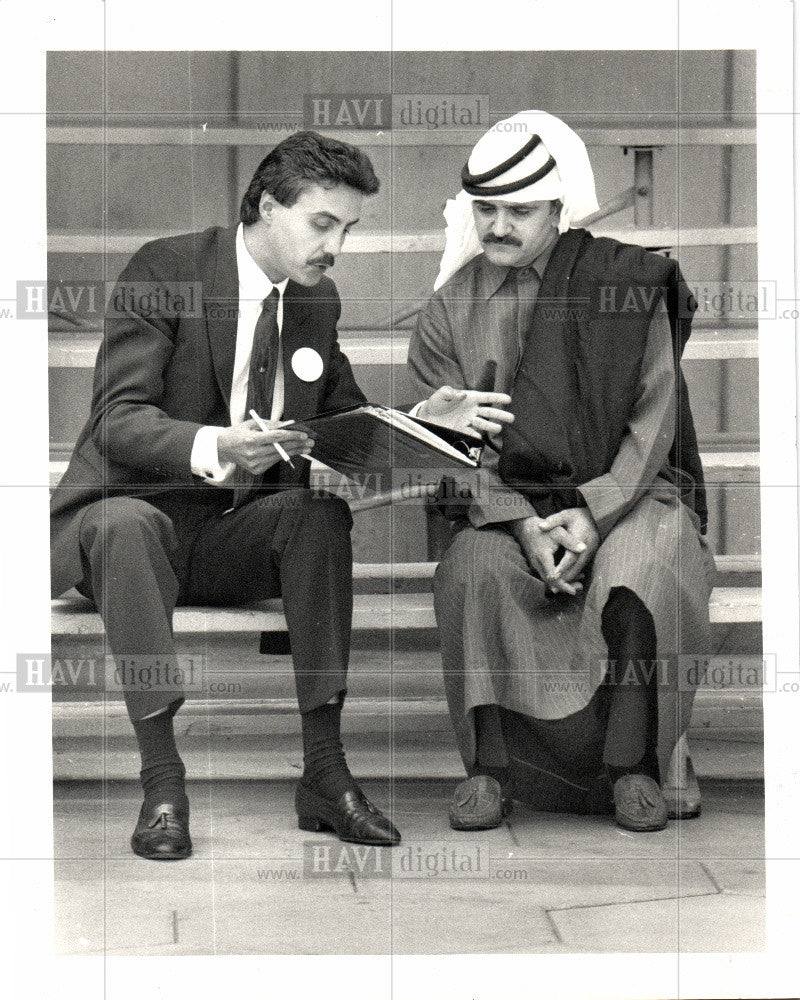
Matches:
[482,235,522,247]
[307,253,336,268]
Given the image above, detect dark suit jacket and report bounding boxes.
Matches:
[51,224,366,598]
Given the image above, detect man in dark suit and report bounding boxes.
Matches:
[51,131,401,858]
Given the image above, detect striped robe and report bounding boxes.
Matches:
[408,253,716,812]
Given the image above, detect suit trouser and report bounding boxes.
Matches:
[75,487,354,722]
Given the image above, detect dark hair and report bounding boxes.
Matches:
[239,130,380,224]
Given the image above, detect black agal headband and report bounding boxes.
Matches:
[461,133,557,197]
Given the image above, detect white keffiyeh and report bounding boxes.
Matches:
[434,110,599,290]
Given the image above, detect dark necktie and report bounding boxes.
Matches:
[232,287,281,507]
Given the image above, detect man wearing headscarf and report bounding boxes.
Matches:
[407,111,716,833]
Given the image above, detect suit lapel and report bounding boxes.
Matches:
[281,282,320,419]
[202,225,239,407]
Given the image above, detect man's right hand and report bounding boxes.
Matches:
[509,515,587,596]
[417,386,515,436]
[217,419,313,475]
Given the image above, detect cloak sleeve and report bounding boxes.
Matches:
[408,292,539,528]
[577,302,676,539]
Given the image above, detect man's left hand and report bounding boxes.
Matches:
[418,386,514,436]
[537,507,600,583]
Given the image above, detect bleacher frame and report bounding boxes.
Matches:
[47,119,763,808]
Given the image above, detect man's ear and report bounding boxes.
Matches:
[258,191,278,225]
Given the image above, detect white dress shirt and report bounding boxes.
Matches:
[190,224,289,483]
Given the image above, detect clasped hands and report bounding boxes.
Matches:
[510,508,600,596]
[217,419,313,474]
[419,386,599,594]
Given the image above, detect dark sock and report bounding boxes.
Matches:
[601,587,659,781]
[469,705,512,791]
[132,701,187,806]
[604,685,650,767]
[468,764,511,791]
[607,749,659,787]
[301,700,355,800]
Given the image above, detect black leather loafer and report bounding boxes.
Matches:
[449,775,513,831]
[613,774,668,832]
[130,800,193,860]
[295,781,401,846]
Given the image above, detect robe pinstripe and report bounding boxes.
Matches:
[408,252,716,808]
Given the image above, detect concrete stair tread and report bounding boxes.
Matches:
[52,586,763,631]
[51,693,764,782]
[46,123,757,147]
[52,733,764,784]
[52,691,764,736]
[48,327,759,365]
[48,225,757,257]
[47,457,762,490]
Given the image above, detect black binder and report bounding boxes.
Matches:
[288,405,484,509]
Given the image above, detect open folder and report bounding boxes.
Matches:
[288,404,484,510]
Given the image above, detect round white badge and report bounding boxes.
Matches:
[291,347,324,382]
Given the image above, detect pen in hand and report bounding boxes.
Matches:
[248,408,299,469]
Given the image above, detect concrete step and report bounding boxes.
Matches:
[48,327,759,367]
[50,620,762,704]
[46,452,762,490]
[51,692,764,782]
[52,690,765,737]
[46,123,758,147]
[49,638,447,701]
[47,225,758,256]
[51,587,763,638]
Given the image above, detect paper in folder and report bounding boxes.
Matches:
[289,404,484,510]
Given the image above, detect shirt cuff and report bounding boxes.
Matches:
[190,425,236,483]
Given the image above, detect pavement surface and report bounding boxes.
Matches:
[53,777,765,956]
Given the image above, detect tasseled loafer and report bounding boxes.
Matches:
[448,775,513,831]
[295,781,401,846]
[131,800,193,860]
[613,774,669,832]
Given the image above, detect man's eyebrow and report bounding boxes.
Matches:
[311,210,361,227]
[473,199,536,209]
